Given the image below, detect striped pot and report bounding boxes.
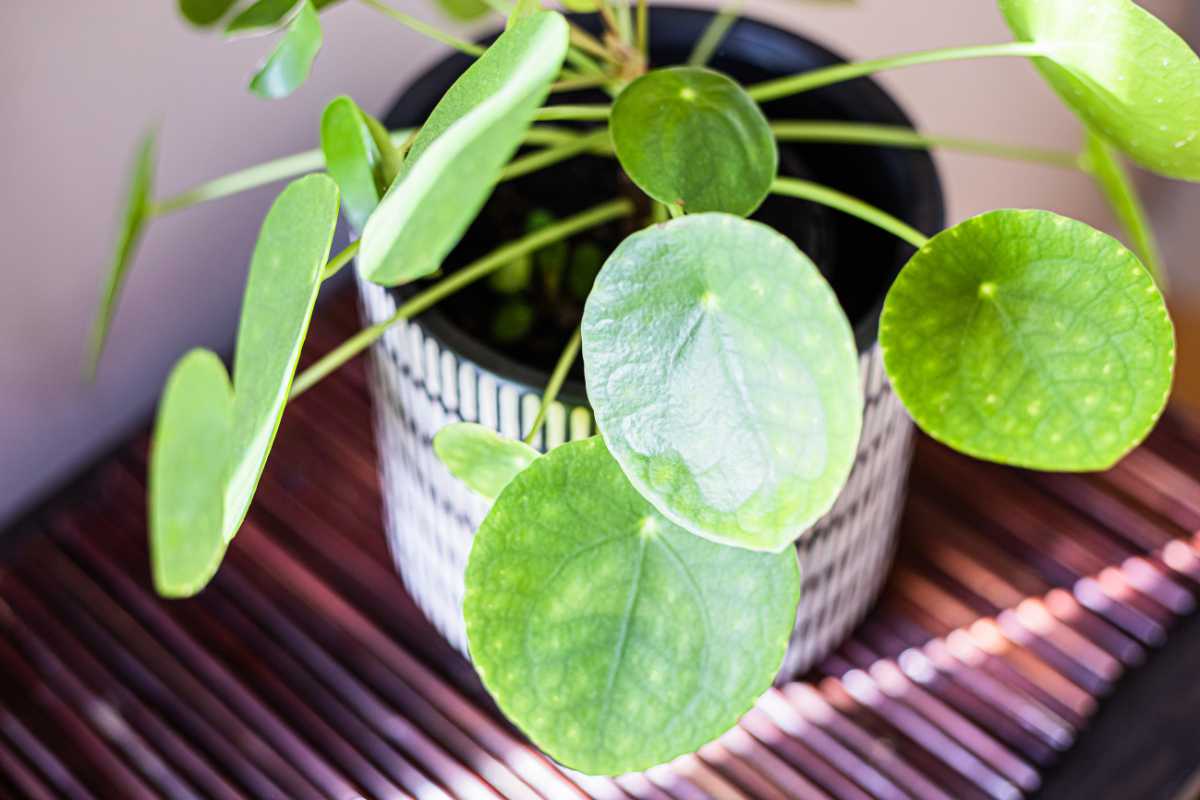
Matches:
[358,276,915,678]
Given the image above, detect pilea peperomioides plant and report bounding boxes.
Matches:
[92,0,1188,776]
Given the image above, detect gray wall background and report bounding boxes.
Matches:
[1,0,1195,526]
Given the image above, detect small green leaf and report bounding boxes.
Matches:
[148,174,339,598]
[179,0,240,26]
[226,0,303,35]
[88,130,157,376]
[559,0,599,11]
[358,11,569,286]
[610,67,777,216]
[464,437,800,776]
[321,96,390,231]
[361,113,404,187]
[149,350,234,597]
[1083,130,1166,287]
[881,209,1175,472]
[433,0,491,20]
[434,423,539,499]
[998,0,1200,180]
[248,0,322,100]
[582,214,862,552]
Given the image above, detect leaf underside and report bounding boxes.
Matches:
[464,437,801,776]
[248,0,323,100]
[880,208,1175,471]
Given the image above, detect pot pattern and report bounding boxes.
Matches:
[358,276,914,679]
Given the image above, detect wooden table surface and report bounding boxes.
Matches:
[1,293,1198,800]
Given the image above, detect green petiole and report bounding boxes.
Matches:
[748,41,1051,103]
[356,0,485,57]
[290,198,633,398]
[501,130,611,181]
[688,1,741,67]
[524,328,582,445]
[770,177,929,249]
[321,240,362,282]
[535,104,613,122]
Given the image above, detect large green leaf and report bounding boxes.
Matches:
[320,96,392,231]
[1082,130,1166,287]
[464,437,801,776]
[179,0,240,26]
[88,130,157,375]
[433,423,539,499]
[149,350,234,598]
[582,214,862,552]
[881,209,1174,471]
[610,67,777,216]
[226,0,303,35]
[998,0,1200,180]
[248,0,322,100]
[357,11,569,286]
[148,174,339,596]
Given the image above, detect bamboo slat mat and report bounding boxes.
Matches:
[1,293,1198,800]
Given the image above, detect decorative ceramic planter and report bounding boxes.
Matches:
[358,7,944,677]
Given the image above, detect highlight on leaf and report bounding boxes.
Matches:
[998,0,1200,180]
[358,11,570,286]
[464,437,801,776]
[148,174,339,596]
[226,0,305,36]
[880,209,1175,472]
[582,214,862,553]
[610,67,778,216]
[88,129,157,376]
[320,96,397,231]
[433,423,539,499]
[249,0,323,99]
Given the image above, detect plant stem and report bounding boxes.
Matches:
[771,177,929,249]
[688,1,741,67]
[524,328,582,445]
[551,72,613,93]
[749,41,1050,103]
[357,0,485,57]
[771,120,1084,170]
[501,130,610,181]
[290,199,633,398]
[635,0,648,59]
[534,104,613,122]
[321,240,361,281]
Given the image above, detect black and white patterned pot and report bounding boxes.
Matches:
[361,7,944,678]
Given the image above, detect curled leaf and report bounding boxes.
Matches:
[226,0,304,36]
[248,0,323,100]
[320,96,395,231]
[881,209,1175,471]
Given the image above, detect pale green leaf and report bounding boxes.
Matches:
[464,437,801,776]
[149,350,233,597]
[582,214,862,552]
[321,96,390,231]
[610,67,777,216]
[248,0,322,100]
[881,209,1175,471]
[433,0,492,20]
[179,0,240,26]
[999,0,1200,180]
[226,0,303,35]
[1083,130,1166,287]
[88,129,157,376]
[358,11,569,286]
[434,423,539,498]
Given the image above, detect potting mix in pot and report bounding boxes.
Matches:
[92,0,1187,776]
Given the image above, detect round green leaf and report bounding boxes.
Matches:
[248,0,322,100]
[464,437,800,776]
[433,423,539,499]
[150,350,233,598]
[88,129,157,375]
[582,214,862,553]
[358,11,569,286]
[610,67,777,216]
[999,0,1200,180]
[881,209,1174,472]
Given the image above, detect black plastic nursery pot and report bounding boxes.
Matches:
[356,7,944,677]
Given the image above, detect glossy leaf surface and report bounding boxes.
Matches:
[149,350,234,597]
[881,209,1174,471]
[610,67,777,216]
[434,423,539,499]
[227,0,303,35]
[999,0,1200,180]
[179,0,239,26]
[582,214,862,552]
[358,11,569,286]
[148,175,339,596]
[1083,131,1165,286]
[321,96,391,231]
[464,437,801,775]
[248,0,322,99]
[88,130,157,374]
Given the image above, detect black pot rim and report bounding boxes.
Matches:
[381,6,945,406]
